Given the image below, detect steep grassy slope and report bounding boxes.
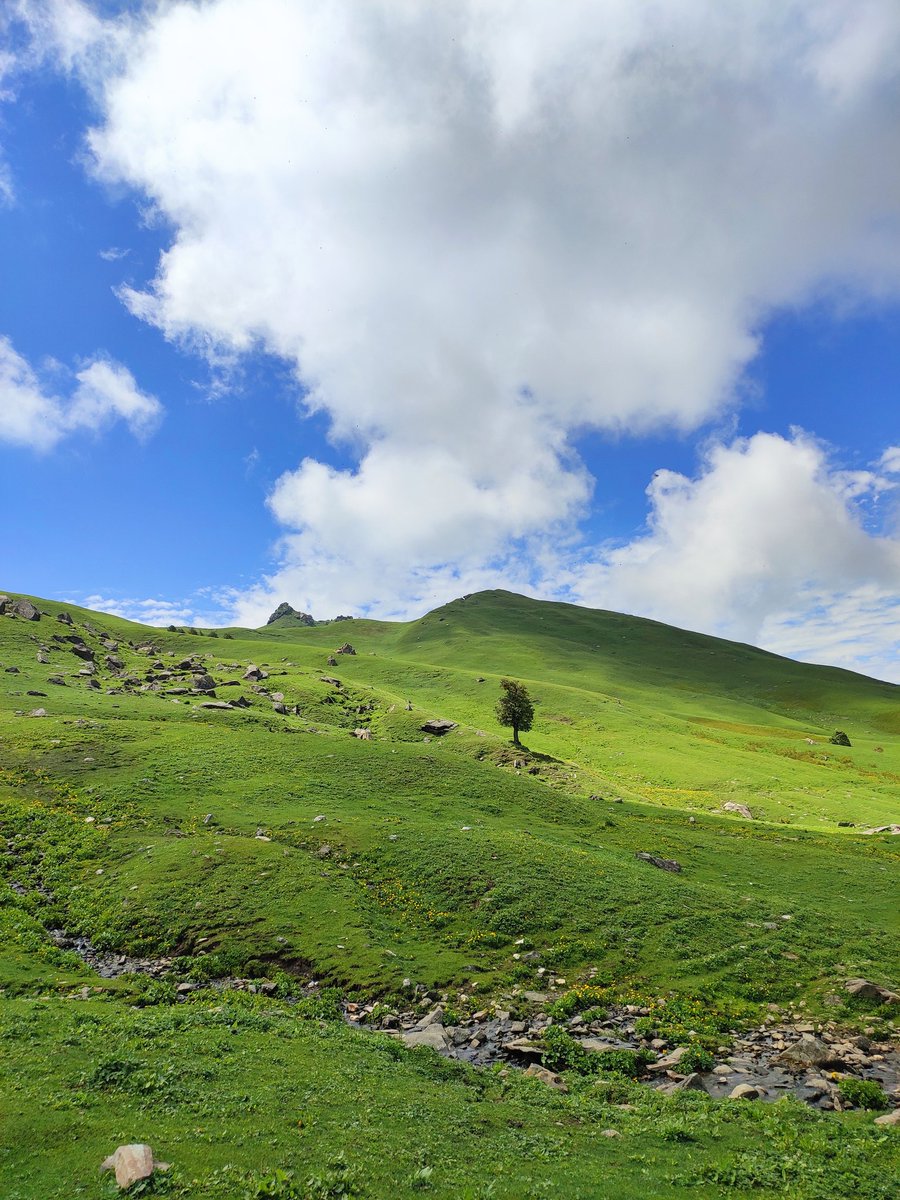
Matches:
[1,589,898,1197]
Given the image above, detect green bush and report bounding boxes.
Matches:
[680,1044,715,1073]
[838,1077,889,1110]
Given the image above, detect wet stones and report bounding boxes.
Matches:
[771,1035,842,1071]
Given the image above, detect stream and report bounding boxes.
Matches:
[47,928,900,1113]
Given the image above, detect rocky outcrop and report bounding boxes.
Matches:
[266,602,316,626]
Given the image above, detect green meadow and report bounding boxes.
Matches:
[1,589,897,1197]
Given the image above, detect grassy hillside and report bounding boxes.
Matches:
[1,588,897,1197]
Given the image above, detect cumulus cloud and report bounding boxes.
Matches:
[21,1,900,674]
[570,432,900,651]
[0,335,162,450]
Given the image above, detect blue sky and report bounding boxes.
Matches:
[1,1,899,680]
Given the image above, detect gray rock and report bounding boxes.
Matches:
[771,1035,841,1071]
[420,719,458,735]
[722,801,753,819]
[636,851,682,873]
[192,673,216,692]
[729,1083,762,1100]
[845,978,900,1004]
[10,599,40,621]
[56,610,74,625]
[524,1064,567,1091]
[874,1108,900,1126]
[401,1024,448,1051]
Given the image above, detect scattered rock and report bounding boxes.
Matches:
[524,1064,568,1091]
[771,1035,841,1071]
[4,665,19,673]
[635,852,682,873]
[353,728,372,740]
[28,708,47,717]
[56,609,73,625]
[420,719,457,736]
[320,676,342,687]
[101,1144,169,1190]
[874,1109,900,1126]
[729,1083,762,1100]
[722,801,753,819]
[243,664,266,681]
[401,1025,449,1051]
[192,673,216,692]
[829,730,852,747]
[673,1072,708,1093]
[647,1047,689,1074]
[336,642,356,655]
[70,643,94,661]
[845,978,900,1004]
[8,598,40,621]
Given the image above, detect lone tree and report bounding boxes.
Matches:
[496,678,535,746]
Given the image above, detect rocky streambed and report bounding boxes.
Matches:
[48,929,900,1117]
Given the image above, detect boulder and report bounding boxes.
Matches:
[192,673,216,692]
[829,730,852,747]
[71,643,94,661]
[420,719,458,736]
[11,599,40,621]
[0,594,8,613]
[524,1064,567,1091]
[401,1025,448,1051]
[106,655,124,672]
[336,642,356,655]
[635,851,682,873]
[722,801,753,819]
[771,1035,841,1071]
[647,1046,689,1074]
[56,609,74,625]
[353,728,372,740]
[729,1084,762,1100]
[874,1109,900,1126]
[845,978,900,1004]
[100,1144,170,1190]
[243,664,264,681]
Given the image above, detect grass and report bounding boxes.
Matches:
[0,587,898,1196]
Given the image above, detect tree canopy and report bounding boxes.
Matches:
[496,678,535,746]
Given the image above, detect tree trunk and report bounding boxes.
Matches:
[512,723,520,746]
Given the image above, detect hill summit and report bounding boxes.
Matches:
[265,601,316,626]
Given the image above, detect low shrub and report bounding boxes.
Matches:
[838,1077,889,1110]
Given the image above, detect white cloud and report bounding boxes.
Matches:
[761,587,900,684]
[880,446,900,475]
[569,432,900,676]
[0,335,162,450]
[22,2,900,676]
[75,593,217,627]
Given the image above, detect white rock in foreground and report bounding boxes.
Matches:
[101,1144,170,1189]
